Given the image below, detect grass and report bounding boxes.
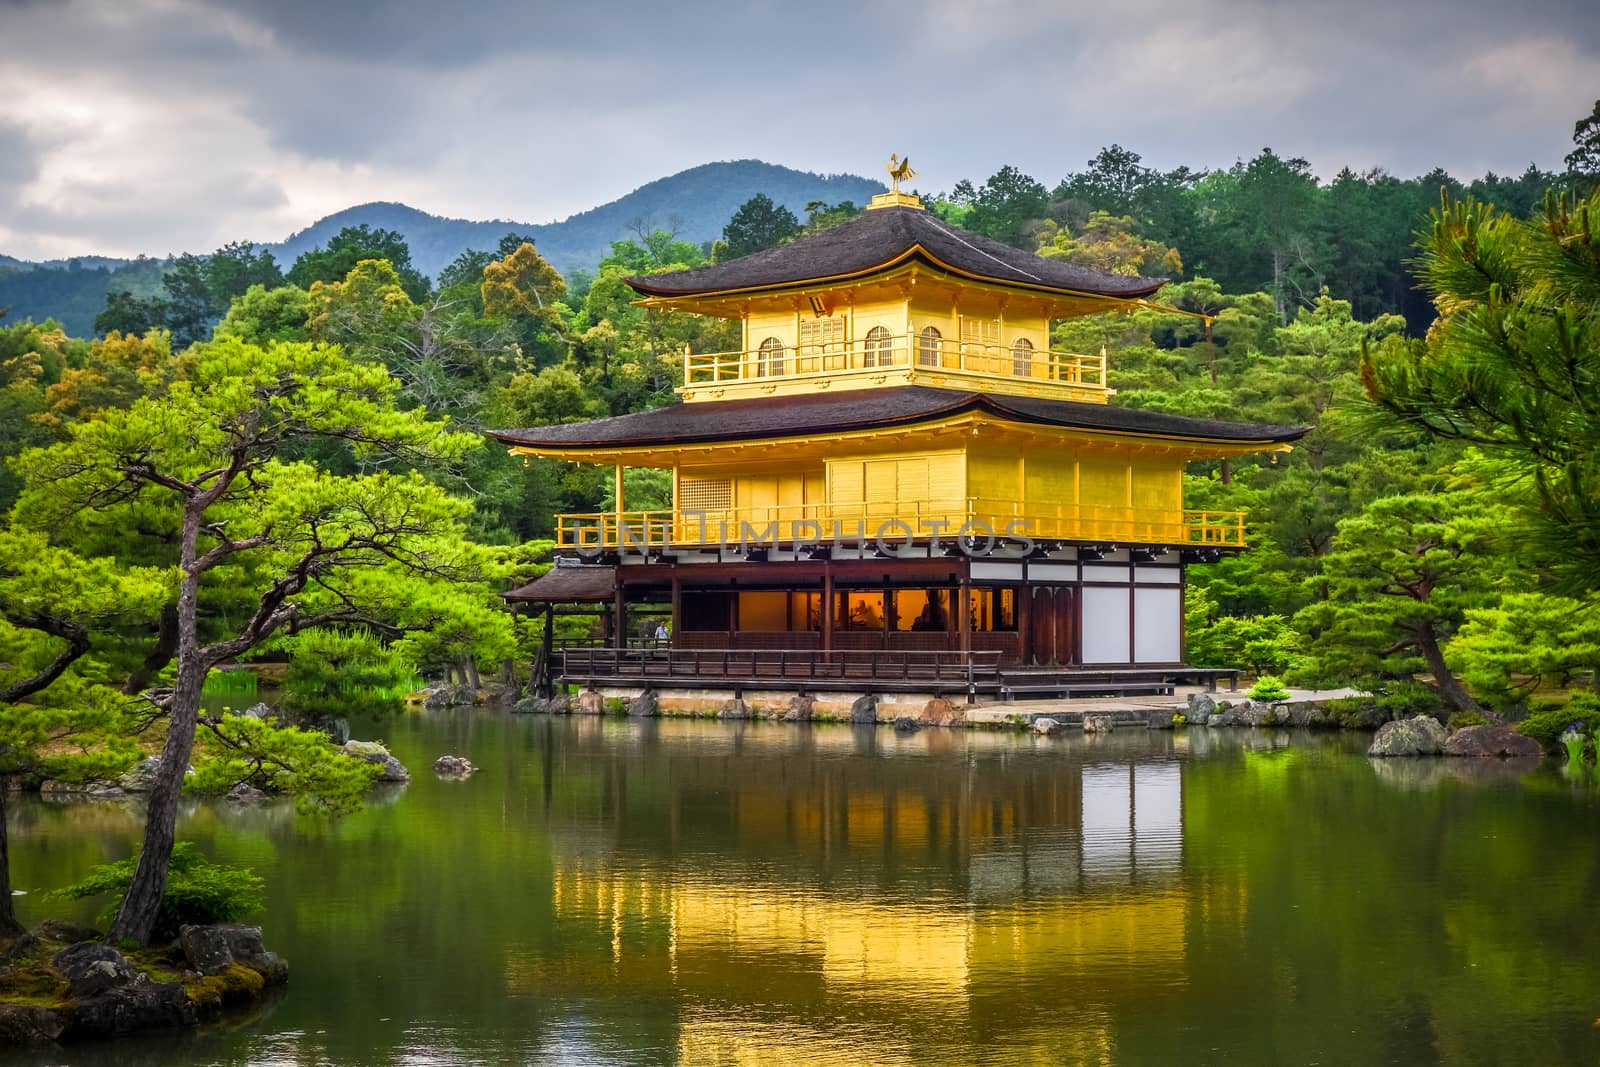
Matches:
[201,669,259,700]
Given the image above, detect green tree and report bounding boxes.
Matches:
[1363,189,1600,592]
[1294,490,1504,712]
[10,336,482,944]
[213,283,311,345]
[162,254,219,349]
[1565,99,1600,193]
[963,165,1050,248]
[0,528,171,934]
[1447,593,1600,704]
[94,290,168,338]
[717,194,801,260]
[287,225,430,301]
[205,240,285,306]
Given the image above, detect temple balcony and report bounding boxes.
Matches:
[554,502,1245,551]
[678,335,1110,404]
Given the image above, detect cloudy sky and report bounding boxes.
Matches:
[2,0,1596,259]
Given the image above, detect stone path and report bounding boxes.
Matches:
[962,686,1363,726]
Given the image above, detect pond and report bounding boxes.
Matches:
[9,713,1600,1066]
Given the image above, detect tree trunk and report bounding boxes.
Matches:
[108,507,205,945]
[122,603,180,695]
[1220,458,1232,486]
[464,656,482,691]
[1415,623,1488,718]
[0,785,22,939]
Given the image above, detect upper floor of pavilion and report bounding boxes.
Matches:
[627,190,1167,406]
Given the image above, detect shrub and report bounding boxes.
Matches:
[1247,676,1290,702]
[1448,711,1489,731]
[1375,680,1442,720]
[1327,696,1384,730]
[52,842,264,941]
[1515,706,1585,752]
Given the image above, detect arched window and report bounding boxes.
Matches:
[757,336,785,377]
[863,326,894,368]
[1011,337,1034,378]
[918,325,942,367]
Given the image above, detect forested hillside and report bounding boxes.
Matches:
[0,161,882,334]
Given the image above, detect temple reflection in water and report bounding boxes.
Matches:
[503,722,1229,1066]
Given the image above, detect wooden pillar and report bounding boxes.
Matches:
[957,567,972,656]
[670,572,682,649]
[614,463,625,547]
[822,564,834,652]
[1017,570,1032,667]
[542,603,555,696]
[613,576,627,649]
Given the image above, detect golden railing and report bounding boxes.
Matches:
[555,501,1245,550]
[681,335,1107,392]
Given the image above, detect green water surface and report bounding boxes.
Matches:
[8,714,1600,1066]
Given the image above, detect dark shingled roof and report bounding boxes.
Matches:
[626,205,1166,300]
[503,563,616,603]
[488,387,1309,451]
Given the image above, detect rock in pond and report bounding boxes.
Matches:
[892,716,922,732]
[1368,715,1449,757]
[1147,710,1177,730]
[179,923,289,986]
[1033,717,1063,736]
[1443,724,1544,759]
[626,691,658,718]
[1083,714,1114,733]
[718,698,750,720]
[225,783,268,804]
[433,755,476,778]
[849,694,877,724]
[1187,692,1218,719]
[118,756,193,793]
[343,740,410,783]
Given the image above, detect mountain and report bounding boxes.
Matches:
[269,161,885,278]
[0,160,884,335]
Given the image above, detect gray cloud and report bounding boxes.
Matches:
[0,0,1594,258]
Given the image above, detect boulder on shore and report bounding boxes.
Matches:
[848,694,877,724]
[343,740,410,782]
[626,691,658,718]
[1187,692,1218,719]
[781,694,815,722]
[512,695,568,715]
[718,698,750,720]
[919,697,965,727]
[1368,715,1448,757]
[54,941,196,1039]
[1083,714,1114,734]
[1443,724,1544,759]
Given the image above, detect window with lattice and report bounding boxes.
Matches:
[959,316,1001,346]
[798,316,845,351]
[679,477,732,512]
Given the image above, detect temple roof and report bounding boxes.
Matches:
[502,561,617,603]
[626,205,1166,300]
[488,387,1309,451]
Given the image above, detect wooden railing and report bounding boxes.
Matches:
[562,646,1003,690]
[555,501,1247,550]
[680,334,1108,400]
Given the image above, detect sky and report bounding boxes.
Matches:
[2,0,1597,260]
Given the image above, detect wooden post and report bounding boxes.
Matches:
[822,565,834,654]
[614,463,625,547]
[670,573,682,649]
[958,569,972,657]
[614,577,627,653]
[542,602,555,697]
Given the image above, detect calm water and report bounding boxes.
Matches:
[8,713,1600,1066]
